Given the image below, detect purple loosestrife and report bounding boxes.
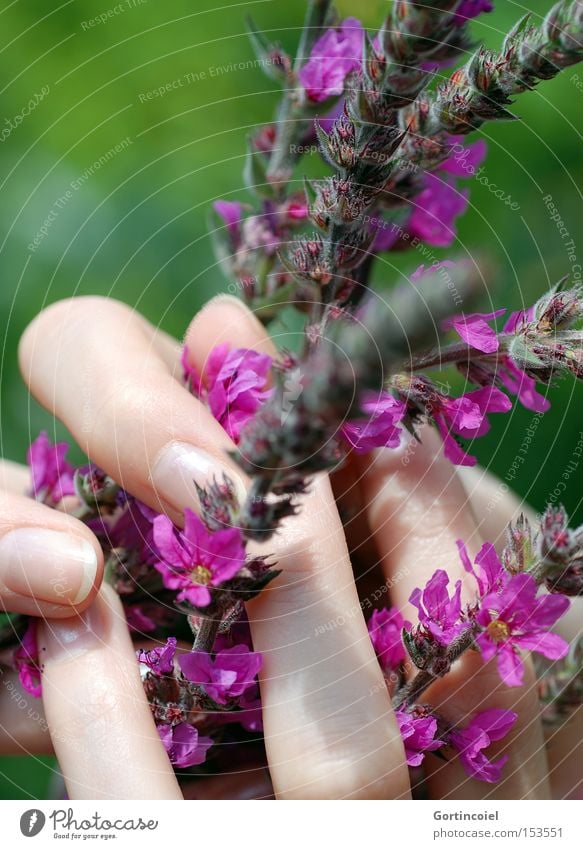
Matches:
[367,607,410,671]
[475,573,570,686]
[13,620,42,698]
[443,309,505,353]
[157,723,213,769]
[340,392,406,453]
[455,1,494,25]
[153,509,246,608]
[395,708,443,767]
[428,385,511,466]
[179,645,262,706]
[375,138,487,250]
[449,709,517,783]
[457,540,506,597]
[27,431,75,506]
[409,569,467,646]
[138,637,177,676]
[298,17,364,103]
[183,344,272,443]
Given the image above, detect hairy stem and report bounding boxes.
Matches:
[393,626,478,709]
[193,616,221,654]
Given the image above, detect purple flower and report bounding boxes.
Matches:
[125,604,157,634]
[497,308,550,413]
[138,637,177,676]
[457,540,506,598]
[396,709,443,767]
[433,386,511,466]
[443,309,506,353]
[455,1,494,25]
[440,137,488,177]
[13,620,42,698]
[157,723,213,768]
[179,645,262,705]
[408,173,469,247]
[340,391,406,453]
[410,569,467,646]
[213,200,243,245]
[90,496,158,564]
[298,17,364,103]
[153,509,246,608]
[368,607,410,670]
[27,431,75,506]
[188,343,272,443]
[449,709,516,784]
[410,260,457,283]
[476,572,570,686]
[498,358,550,414]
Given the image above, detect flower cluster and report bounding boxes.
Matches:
[377,529,575,779]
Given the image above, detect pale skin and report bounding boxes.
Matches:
[0,294,580,799]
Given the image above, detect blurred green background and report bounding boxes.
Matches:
[0,0,581,798]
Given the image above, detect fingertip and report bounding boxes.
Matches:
[184,294,275,366]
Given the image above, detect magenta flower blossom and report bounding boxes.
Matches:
[476,572,570,686]
[213,200,243,245]
[183,344,272,443]
[457,540,506,597]
[455,0,494,24]
[368,607,410,670]
[450,708,516,784]
[408,174,469,247]
[298,17,364,103]
[179,645,262,705]
[440,137,488,177]
[125,604,157,634]
[410,569,467,646]
[410,260,457,283]
[138,637,177,676]
[497,308,550,413]
[398,138,487,249]
[340,391,406,453]
[396,709,443,767]
[433,385,511,466]
[498,357,550,414]
[153,509,246,608]
[443,309,505,353]
[13,619,42,698]
[206,344,272,441]
[157,723,213,768]
[27,431,75,506]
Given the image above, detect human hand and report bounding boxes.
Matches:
[3,294,579,799]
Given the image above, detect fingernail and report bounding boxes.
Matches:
[151,442,247,512]
[40,594,107,662]
[202,293,265,332]
[0,529,98,606]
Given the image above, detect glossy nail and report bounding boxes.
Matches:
[0,528,98,606]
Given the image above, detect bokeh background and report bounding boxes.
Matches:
[0,0,581,798]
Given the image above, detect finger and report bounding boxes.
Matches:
[0,490,103,617]
[18,296,247,520]
[38,583,182,799]
[457,465,537,549]
[359,429,550,799]
[185,297,410,800]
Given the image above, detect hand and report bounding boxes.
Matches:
[3,294,579,799]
